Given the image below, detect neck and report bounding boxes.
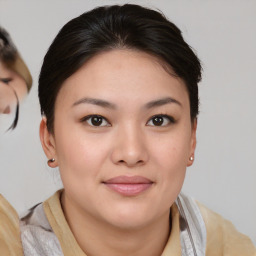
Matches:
[61,193,171,256]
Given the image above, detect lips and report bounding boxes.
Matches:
[103,175,153,196]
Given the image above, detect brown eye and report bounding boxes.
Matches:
[91,116,103,126]
[152,116,164,126]
[147,115,175,127]
[83,115,110,127]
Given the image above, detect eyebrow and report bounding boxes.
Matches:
[72,97,116,109]
[72,96,182,109]
[144,97,182,109]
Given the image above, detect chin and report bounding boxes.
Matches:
[102,202,155,230]
[108,215,151,230]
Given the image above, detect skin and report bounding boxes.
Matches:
[40,49,197,256]
[0,80,16,114]
[0,61,27,114]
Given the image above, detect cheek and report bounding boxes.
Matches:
[0,86,16,107]
[9,73,28,102]
[156,145,187,184]
[55,129,111,182]
[149,131,191,194]
[155,144,187,206]
[150,131,191,170]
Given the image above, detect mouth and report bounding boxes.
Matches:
[103,175,154,196]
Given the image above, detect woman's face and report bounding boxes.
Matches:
[41,50,196,229]
[0,61,27,114]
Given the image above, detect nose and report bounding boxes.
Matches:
[110,125,149,167]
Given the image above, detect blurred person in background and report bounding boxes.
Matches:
[0,26,32,130]
[0,26,32,255]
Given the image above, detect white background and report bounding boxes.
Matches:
[0,0,255,245]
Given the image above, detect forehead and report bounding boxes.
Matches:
[56,49,189,108]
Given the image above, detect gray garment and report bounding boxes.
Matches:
[20,204,63,256]
[20,193,206,256]
[176,194,206,256]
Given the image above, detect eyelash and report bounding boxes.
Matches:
[80,114,175,127]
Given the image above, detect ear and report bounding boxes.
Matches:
[39,117,58,168]
[187,119,197,167]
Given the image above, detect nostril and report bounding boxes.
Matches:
[117,159,145,166]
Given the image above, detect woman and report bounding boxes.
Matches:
[0,26,32,130]
[3,4,255,255]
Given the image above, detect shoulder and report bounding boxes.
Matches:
[0,194,23,255]
[197,201,256,256]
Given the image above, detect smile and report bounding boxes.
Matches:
[103,175,153,196]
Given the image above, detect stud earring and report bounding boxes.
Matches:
[189,156,194,161]
[47,158,56,167]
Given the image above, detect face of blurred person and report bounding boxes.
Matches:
[0,61,27,115]
[40,50,196,231]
